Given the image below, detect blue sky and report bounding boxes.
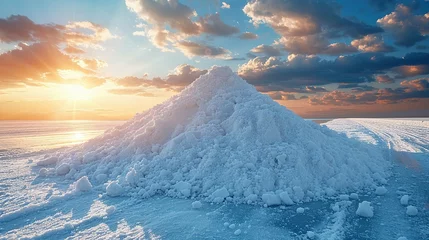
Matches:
[0,0,428,119]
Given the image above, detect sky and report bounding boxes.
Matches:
[0,0,428,120]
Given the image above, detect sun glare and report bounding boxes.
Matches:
[64,85,91,101]
[72,132,85,142]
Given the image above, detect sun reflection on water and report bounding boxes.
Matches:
[72,132,85,142]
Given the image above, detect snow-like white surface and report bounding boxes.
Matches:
[326,118,429,153]
[44,67,389,206]
[74,176,92,192]
[406,206,418,216]
[191,201,202,209]
[1,80,428,239]
[356,201,374,217]
[400,195,409,205]
[375,186,388,195]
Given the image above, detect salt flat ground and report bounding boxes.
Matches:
[0,118,428,240]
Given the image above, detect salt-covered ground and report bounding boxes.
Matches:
[0,119,429,239]
[0,66,428,239]
[0,119,427,240]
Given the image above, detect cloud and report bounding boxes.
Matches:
[64,45,85,54]
[175,41,231,58]
[376,74,395,83]
[126,0,238,53]
[351,34,395,52]
[221,2,231,9]
[278,35,358,55]
[239,32,258,40]
[377,4,429,47]
[267,92,298,100]
[114,64,207,92]
[310,78,429,105]
[0,42,107,89]
[250,44,283,56]
[238,52,429,89]
[197,13,239,36]
[0,15,117,49]
[243,0,382,39]
[0,15,64,43]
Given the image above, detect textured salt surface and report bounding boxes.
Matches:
[39,66,390,204]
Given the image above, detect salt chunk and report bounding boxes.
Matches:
[261,193,281,206]
[223,222,229,227]
[307,231,315,239]
[293,186,305,201]
[279,191,294,205]
[211,187,229,200]
[126,168,137,186]
[39,168,49,177]
[234,229,241,235]
[356,201,373,217]
[106,206,116,215]
[406,206,418,216]
[174,181,191,197]
[375,186,387,196]
[339,194,349,201]
[192,201,202,209]
[106,181,123,197]
[75,176,92,192]
[229,224,236,229]
[400,195,409,205]
[350,193,359,200]
[56,163,71,176]
[296,207,305,214]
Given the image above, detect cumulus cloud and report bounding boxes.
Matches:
[114,64,207,92]
[243,0,383,55]
[377,4,429,47]
[351,34,395,52]
[175,41,231,58]
[197,13,239,36]
[238,52,429,89]
[250,44,283,56]
[239,32,258,40]
[268,92,299,100]
[0,42,88,88]
[221,2,230,9]
[0,15,117,50]
[126,0,238,55]
[278,35,358,55]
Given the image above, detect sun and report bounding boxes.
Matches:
[64,85,91,101]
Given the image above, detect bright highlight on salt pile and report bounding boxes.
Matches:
[40,66,390,205]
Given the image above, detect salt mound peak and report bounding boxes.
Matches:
[50,66,390,204]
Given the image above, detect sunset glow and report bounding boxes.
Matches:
[0,0,428,120]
